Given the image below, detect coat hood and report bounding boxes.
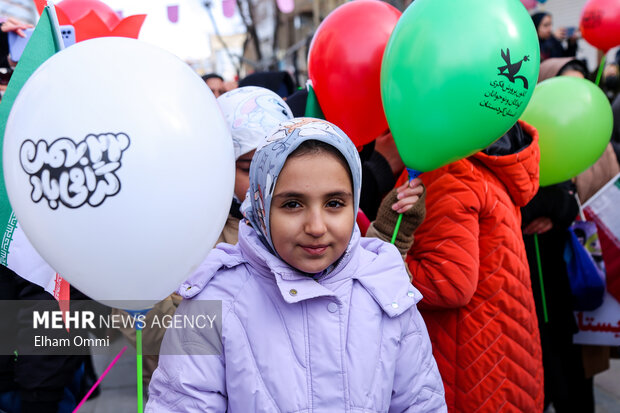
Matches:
[472,120,540,207]
[178,240,244,298]
[538,57,588,83]
[538,57,574,82]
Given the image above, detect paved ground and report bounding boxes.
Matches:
[592,359,620,413]
[79,336,139,413]
[79,335,620,413]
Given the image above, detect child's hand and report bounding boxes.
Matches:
[366,178,426,255]
[391,178,424,214]
[523,217,553,235]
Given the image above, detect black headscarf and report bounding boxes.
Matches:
[238,71,296,98]
[531,12,549,32]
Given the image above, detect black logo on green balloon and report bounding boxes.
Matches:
[479,49,530,117]
[19,132,130,210]
[497,48,530,90]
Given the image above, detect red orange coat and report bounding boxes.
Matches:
[406,121,544,412]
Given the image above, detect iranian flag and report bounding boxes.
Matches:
[0,3,69,300]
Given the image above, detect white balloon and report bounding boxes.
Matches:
[3,37,235,310]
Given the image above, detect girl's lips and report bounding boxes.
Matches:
[301,245,328,255]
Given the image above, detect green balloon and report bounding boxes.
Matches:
[381,0,539,172]
[520,76,613,187]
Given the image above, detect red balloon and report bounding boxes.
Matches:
[308,0,401,147]
[57,0,121,29]
[520,0,537,10]
[580,0,620,52]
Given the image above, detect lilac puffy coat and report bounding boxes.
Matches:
[146,223,446,412]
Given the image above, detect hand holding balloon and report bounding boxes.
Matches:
[524,217,554,235]
[391,178,423,214]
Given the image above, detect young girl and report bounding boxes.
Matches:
[146,118,446,412]
[108,86,294,388]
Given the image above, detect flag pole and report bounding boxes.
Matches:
[46,0,65,51]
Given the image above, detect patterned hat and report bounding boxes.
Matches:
[217,86,294,160]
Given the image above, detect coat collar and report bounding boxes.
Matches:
[179,222,422,317]
[238,221,360,304]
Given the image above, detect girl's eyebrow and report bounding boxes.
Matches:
[273,192,304,199]
[273,191,352,199]
[326,191,352,198]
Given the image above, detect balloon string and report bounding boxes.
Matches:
[391,214,403,244]
[126,309,148,413]
[390,168,421,245]
[137,328,144,413]
[72,346,127,412]
[534,233,549,323]
[595,54,607,86]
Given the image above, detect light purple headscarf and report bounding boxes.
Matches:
[241,117,362,254]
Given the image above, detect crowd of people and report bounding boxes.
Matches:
[0,7,619,413]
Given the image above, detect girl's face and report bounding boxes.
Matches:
[234,150,255,201]
[538,15,553,40]
[269,151,355,274]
